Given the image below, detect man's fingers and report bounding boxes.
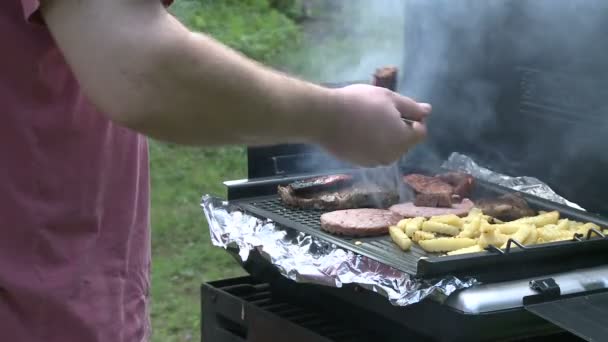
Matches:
[411,121,428,139]
[391,92,432,121]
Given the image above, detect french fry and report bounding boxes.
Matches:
[568,220,585,231]
[537,226,573,242]
[447,244,484,256]
[429,214,463,228]
[575,223,603,237]
[419,237,477,253]
[494,223,521,235]
[422,221,460,236]
[556,219,570,231]
[412,230,435,243]
[405,217,425,238]
[501,224,533,249]
[397,218,411,231]
[462,208,484,223]
[478,223,508,248]
[513,211,559,227]
[523,224,538,245]
[389,226,413,251]
[458,216,482,238]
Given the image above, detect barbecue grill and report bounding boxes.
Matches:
[200,1,608,341]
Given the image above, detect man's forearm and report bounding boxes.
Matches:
[42,0,339,146]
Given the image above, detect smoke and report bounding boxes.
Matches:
[297,0,608,212]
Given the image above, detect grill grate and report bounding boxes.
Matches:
[238,197,435,275]
[233,178,608,281]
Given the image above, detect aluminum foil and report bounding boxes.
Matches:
[202,195,476,306]
[201,152,583,308]
[441,152,585,211]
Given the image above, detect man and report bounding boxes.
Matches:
[1,0,431,341]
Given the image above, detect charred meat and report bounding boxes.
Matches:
[373,66,398,91]
[403,172,476,208]
[278,182,399,210]
[289,174,354,196]
[437,172,475,199]
[403,174,454,208]
[475,193,536,221]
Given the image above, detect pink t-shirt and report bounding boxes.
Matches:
[0,1,169,341]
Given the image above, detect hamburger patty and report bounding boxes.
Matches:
[389,198,475,218]
[320,208,401,237]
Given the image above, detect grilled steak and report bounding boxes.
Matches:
[373,66,398,91]
[289,174,354,196]
[403,174,454,208]
[320,208,401,237]
[437,172,475,199]
[403,172,476,207]
[278,182,399,210]
[476,193,536,221]
[414,192,453,207]
[390,198,475,218]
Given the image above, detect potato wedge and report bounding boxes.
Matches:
[389,226,413,251]
[429,214,463,228]
[575,223,603,237]
[494,223,521,235]
[523,225,538,245]
[422,221,460,236]
[556,219,570,231]
[412,230,436,243]
[397,218,411,231]
[513,211,559,227]
[458,216,482,238]
[419,238,477,253]
[478,223,508,248]
[537,226,573,242]
[447,244,484,256]
[405,217,426,238]
[501,224,533,249]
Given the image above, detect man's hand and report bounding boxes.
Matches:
[321,85,430,167]
[41,0,431,168]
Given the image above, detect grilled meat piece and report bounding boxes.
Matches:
[403,174,454,208]
[373,66,398,91]
[437,172,475,199]
[390,198,475,218]
[289,174,354,196]
[320,208,401,237]
[278,183,399,210]
[403,174,453,195]
[475,193,536,221]
[414,192,453,207]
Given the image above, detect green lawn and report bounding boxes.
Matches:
[149,143,247,341]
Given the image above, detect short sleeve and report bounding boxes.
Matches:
[20,0,174,25]
[20,0,43,24]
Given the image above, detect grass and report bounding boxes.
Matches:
[150,144,247,342]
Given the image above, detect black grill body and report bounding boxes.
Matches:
[201,258,583,342]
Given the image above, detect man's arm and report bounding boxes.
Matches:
[41,0,431,166]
